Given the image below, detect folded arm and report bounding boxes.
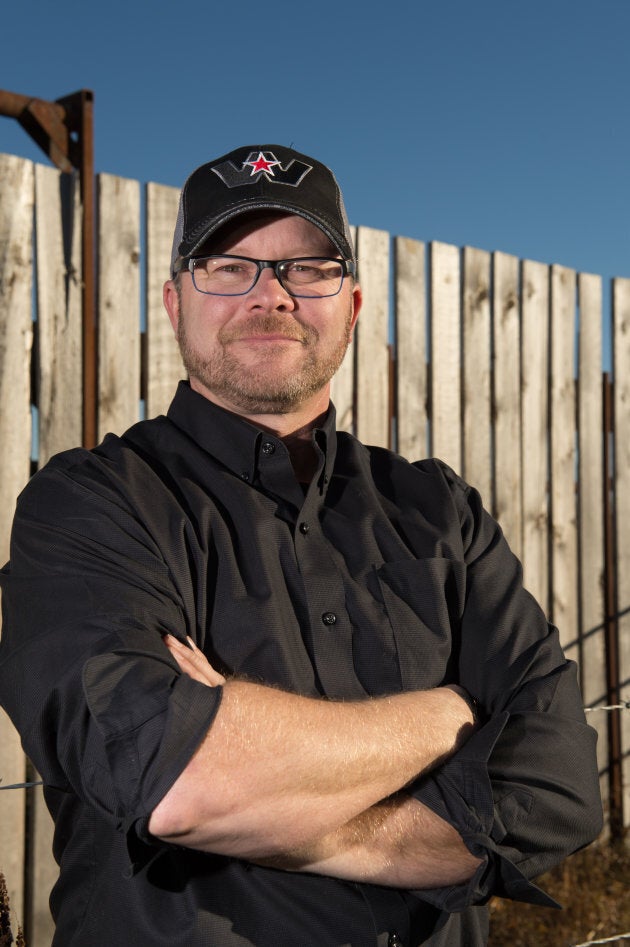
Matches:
[148,636,481,887]
[256,792,482,889]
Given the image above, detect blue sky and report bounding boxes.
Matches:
[2,0,629,331]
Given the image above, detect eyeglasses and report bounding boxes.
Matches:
[183,255,356,298]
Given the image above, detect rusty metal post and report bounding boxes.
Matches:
[0,88,97,448]
[602,371,623,839]
[58,90,96,449]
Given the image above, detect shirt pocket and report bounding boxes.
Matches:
[374,557,466,690]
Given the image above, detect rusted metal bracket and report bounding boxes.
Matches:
[0,88,97,449]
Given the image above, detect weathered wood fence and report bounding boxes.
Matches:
[0,151,628,944]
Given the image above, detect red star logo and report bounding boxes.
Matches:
[244,152,280,176]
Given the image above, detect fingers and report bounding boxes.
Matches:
[163,634,227,687]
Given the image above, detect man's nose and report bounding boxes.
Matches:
[248,266,295,308]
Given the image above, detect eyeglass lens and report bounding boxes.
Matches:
[190,257,346,297]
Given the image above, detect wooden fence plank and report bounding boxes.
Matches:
[35,164,83,466]
[394,236,426,460]
[330,326,356,434]
[145,182,184,419]
[550,265,579,659]
[29,163,83,946]
[521,259,550,612]
[462,247,492,500]
[97,173,141,439]
[0,153,34,932]
[330,226,357,434]
[577,272,607,815]
[430,242,461,472]
[613,277,630,829]
[354,226,390,447]
[492,252,522,558]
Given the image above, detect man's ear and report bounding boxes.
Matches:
[349,283,362,338]
[163,280,180,335]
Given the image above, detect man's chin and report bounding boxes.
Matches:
[196,373,327,414]
[218,387,310,414]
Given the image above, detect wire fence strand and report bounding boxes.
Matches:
[572,934,630,946]
[584,702,630,713]
[0,780,43,790]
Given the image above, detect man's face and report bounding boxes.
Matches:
[164,214,361,418]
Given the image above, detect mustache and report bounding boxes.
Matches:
[218,315,316,345]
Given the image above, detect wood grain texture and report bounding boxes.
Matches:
[492,251,522,558]
[430,241,461,472]
[97,173,141,439]
[145,181,185,419]
[462,246,491,501]
[577,272,607,816]
[0,152,33,932]
[521,259,550,612]
[549,264,578,658]
[35,164,82,466]
[394,236,427,460]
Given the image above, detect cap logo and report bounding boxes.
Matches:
[212,150,312,189]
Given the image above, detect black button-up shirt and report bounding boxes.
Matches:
[0,382,602,946]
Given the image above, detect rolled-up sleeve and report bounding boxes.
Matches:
[406,465,603,910]
[0,452,222,868]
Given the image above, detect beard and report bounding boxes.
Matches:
[176,307,354,415]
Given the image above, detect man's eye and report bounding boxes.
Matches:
[291,265,318,275]
[285,263,324,281]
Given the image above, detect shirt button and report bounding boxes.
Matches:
[261,441,276,455]
[299,522,310,534]
[321,612,337,626]
[388,935,403,947]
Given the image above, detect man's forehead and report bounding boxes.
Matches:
[202,212,337,254]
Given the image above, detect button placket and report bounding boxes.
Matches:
[292,494,366,699]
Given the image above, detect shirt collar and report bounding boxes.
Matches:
[166,381,338,490]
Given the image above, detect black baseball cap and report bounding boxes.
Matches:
[170,144,355,277]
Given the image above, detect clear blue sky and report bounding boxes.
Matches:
[2,0,628,359]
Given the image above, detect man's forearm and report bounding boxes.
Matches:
[149,673,475,859]
[256,792,482,889]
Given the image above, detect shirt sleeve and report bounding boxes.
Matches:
[0,449,222,868]
[406,463,603,911]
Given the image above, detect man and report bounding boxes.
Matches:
[0,145,602,946]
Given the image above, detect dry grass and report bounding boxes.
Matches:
[0,873,24,947]
[488,842,630,947]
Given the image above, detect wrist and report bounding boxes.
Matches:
[439,684,479,727]
[443,684,479,723]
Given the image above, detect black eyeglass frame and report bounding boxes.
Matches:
[181,254,357,298]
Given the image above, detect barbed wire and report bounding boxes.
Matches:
[572,933,630,946]
[584,702,630,713]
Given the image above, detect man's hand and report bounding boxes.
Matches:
[164,634,226,686]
